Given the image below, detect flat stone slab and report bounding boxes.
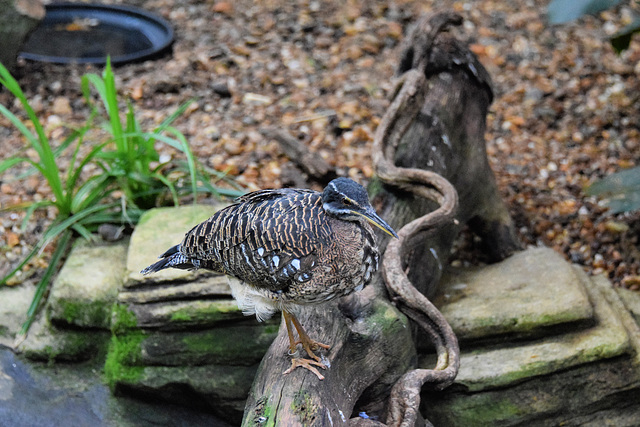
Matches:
[118,276,232,304]
[0,283,36,347]
[435,247,593,342]
[122,298,247,330]
[617,286,640,327]
[17,314,107,362]
[436,267,630,392]
[126,204,224,286]
[48,238,128,329]
[422,269,640,426]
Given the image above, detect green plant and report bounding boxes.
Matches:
[548,0,640,53]
[0,59,243,339]
[586,166,640,213]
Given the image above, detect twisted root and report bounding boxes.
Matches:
[372,12,463,427]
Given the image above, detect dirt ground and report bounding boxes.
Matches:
[1,0,639,289]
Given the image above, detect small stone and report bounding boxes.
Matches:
[243,93,272,105]
[98,224,125,242]
[5,231,19,247]
[604,221,629,233]
[51,97,72,115]
[212,81,232,98]
[224,139,243,155]
[212,1,233,14]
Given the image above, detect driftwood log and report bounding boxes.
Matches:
[242,12,520,426]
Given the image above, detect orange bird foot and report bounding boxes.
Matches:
[284,357,327,380]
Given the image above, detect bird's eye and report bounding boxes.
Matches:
[342,198,352,206]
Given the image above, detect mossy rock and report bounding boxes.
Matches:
[617,286,640,327]
[436,247,594,343]
[0,282,36,347]
[48,238,128,329]
[106,301,278,420]
[105,324,267,423]
[421,262,640,426]
[113,298,247,331]
[18,315,109,363]
[140,323,279,366]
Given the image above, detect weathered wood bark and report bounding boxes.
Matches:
[243,12,521,426]
[0,0,44,71]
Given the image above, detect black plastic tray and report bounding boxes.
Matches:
[20,3,174,64]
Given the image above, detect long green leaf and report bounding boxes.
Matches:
[0,156,48,182]
[21,200,54,231]
[0,156,32,174]
[152,172,179,206]
[71,174,115,213]
[0,241,43,286]
[102,59,125,147]
[0,104,39,147]
[64,120,95,195]
[153,100,194,135]
[71,222,96,241]
[66,141,112,202]
[18,230,73,339]
[0,65,65,206]
[167,127,198,201]
[43,202,120,244]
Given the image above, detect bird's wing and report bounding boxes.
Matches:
[181,188,328,291]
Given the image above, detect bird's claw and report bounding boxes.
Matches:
[309,340,331,351]
[284,357,327,380]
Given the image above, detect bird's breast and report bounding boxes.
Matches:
[280,217,378,304]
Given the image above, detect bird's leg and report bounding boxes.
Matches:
[281,311,328,380]
[288,311,330,358]
[282,310,298,355]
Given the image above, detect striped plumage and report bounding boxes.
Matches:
[141,177,398,379]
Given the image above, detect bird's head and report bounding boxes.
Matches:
[322,177,399,238]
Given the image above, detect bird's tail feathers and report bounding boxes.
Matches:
[140,245,197,275]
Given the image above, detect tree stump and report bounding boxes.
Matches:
[243,12,520,426]
[0,0,44,71]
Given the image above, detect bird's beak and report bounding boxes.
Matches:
[354,209,399,239]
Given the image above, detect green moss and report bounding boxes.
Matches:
[180,324,278,363]
[291,391,319,425]
[110,303,139,335]
[438,395,524,427]
[57,299,111,327]
[170,310,192,322]
[105,303,145,389]
[168,300,242,325]
[60,301,80,323]
[368,299,408,334]
[103,331,146,390]
[247,396,276,427]
[366,176,384,198]
[41,345,61,365]
[263,324,279,334]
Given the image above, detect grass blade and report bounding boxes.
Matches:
[16,230,73,341]
[0,241,43,286]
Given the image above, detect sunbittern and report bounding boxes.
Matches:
[141,177,398,379]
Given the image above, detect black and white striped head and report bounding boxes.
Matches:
[322,177,398,238]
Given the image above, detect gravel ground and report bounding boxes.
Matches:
[1,0,639,289]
